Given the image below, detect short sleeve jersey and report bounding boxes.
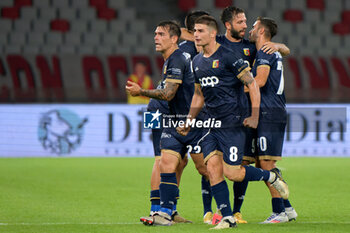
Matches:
[192,45,250,127]
[162,49,195,120]
[216,35,256,67]
[179,40,197,59]
[252,50,286,122]
[148,41,197,115]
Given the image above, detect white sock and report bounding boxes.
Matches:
[268,172,276,183]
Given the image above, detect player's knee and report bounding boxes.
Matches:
[206,160,223,181]
[195,164,207,176]
[224,167,245,182]
[160,156,178,173]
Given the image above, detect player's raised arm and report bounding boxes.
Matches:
[180,28,195,41]
[238,71,260,129]
[261,41,290,56]
[126,80,179,101]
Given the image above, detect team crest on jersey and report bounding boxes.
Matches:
[163,65,167,74]
[243,48,250,56]
[212,60,219,68]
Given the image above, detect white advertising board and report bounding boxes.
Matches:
[0,104,349,157]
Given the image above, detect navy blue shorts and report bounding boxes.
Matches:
[201,126,246,168]
[244,122,286,161]
[160,128,203,159]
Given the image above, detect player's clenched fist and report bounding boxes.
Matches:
[126,81,141,96]
[243,116,258,129]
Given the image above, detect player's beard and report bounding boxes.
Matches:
[230,24,244,40]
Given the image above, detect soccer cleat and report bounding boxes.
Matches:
[270,168,289,199]
[261,212,289,224]
[140,212,173,226]
[210,216,237,230]
[171,211,192,223]
[233,212,248,224]
[285,207,298,221]
[203,211,213,224]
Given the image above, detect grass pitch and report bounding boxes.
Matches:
[0,157,349,233]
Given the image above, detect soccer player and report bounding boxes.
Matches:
[179,10,215,224]
[144,83,190,223]
[219,6,291,223]
[247,17,297,223]
[126,20,202,226]
[138,11,213,225]
[181,6,291,223]
[178,15,289,229]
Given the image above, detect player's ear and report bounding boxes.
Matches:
[171,35,178,44]
[259,27,265,36]
[224,21,231,30]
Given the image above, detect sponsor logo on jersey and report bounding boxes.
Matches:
[199,76,219,87]
[212,60,219,68]
[243,48,250,56]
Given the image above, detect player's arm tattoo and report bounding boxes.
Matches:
[140,81,179,101]
[238,71,255,86]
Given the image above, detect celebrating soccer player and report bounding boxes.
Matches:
[178,15,289,229]
[126,21,203,226]
[247,16,297,223]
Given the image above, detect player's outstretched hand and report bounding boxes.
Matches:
[243,116,258,129]
[261,42,278,54]
[125,81,141,96]
[176,125,191,136]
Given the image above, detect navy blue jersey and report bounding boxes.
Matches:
[179,40,197,59]
[148,41,197,114]
[216,35,256,67]
[162,49,194,120]
[252,50,286,122]
[192,45,250,127]
[147,79,170,113]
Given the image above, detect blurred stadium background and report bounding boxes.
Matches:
[0,1,350,232]
[0,0,349,103]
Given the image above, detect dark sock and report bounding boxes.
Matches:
[159,173,177,216]
[272,198,285,214]
[150,190,160,212]
[211,180,232,217]
[172,188,179,212]
[243,165,270,182]
[201,176,212,214]
[233,181,248,213]
[283,199,292,208]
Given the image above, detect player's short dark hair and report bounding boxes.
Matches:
[185,10,210,31]
[257,17,278,39]
[157,20,181,42]
[220,6,245,25]
[195,15,219,32]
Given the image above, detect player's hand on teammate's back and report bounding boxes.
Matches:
[176,125,191,136]
[243,116,258,129]
[261,41,278,54]
[126,81,141,96]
